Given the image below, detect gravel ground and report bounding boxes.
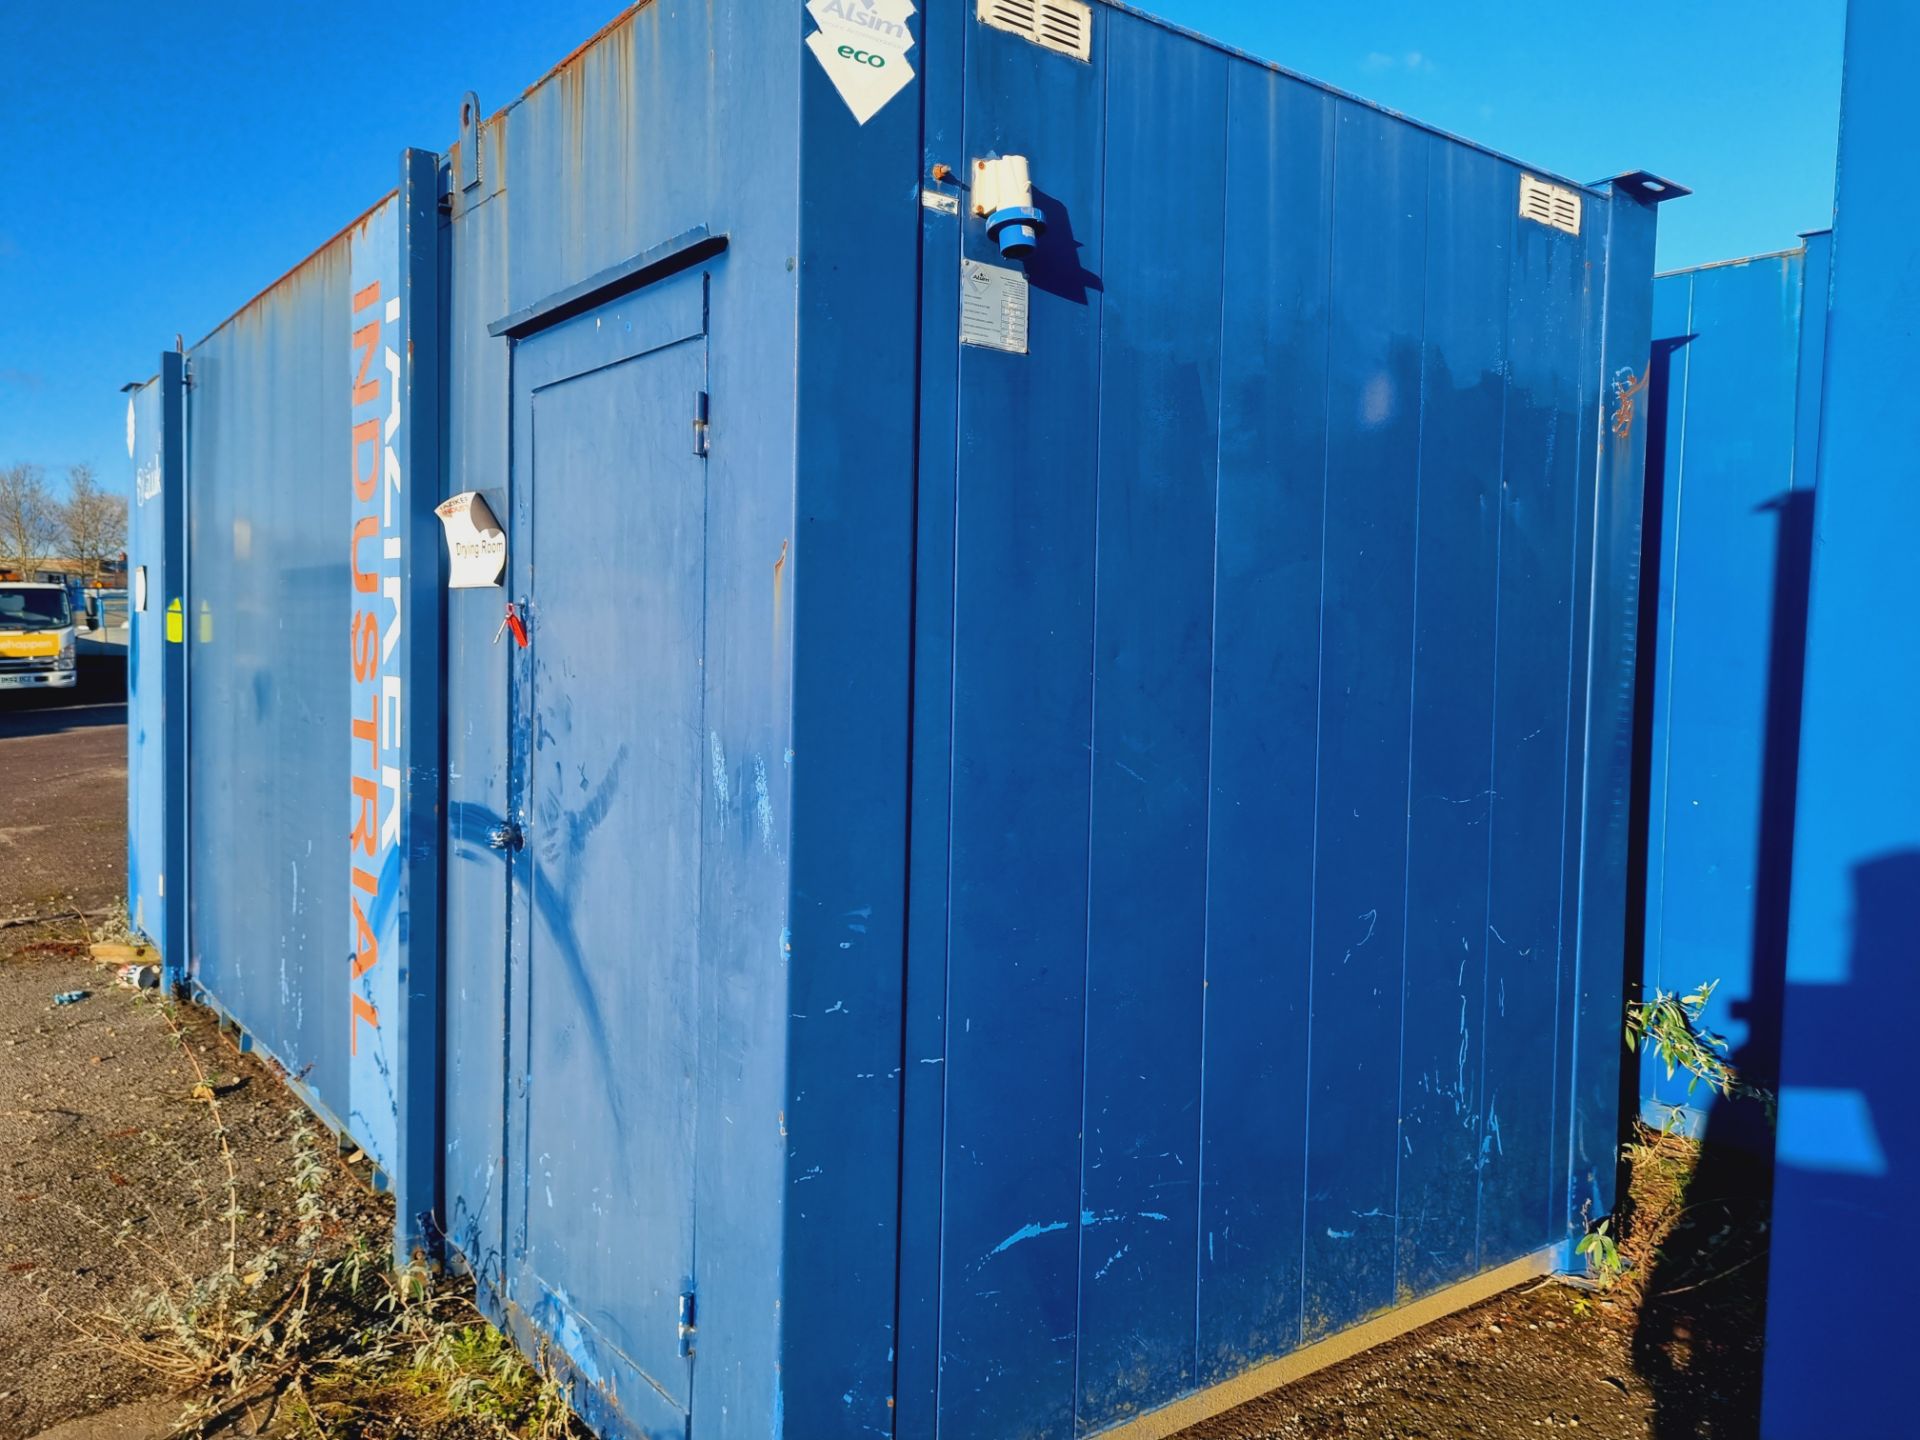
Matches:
[1175,1121,1769,1440]
[0,701,384,1440]
[0,701,127,925]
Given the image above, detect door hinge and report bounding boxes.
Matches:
[693,391,710,458]
[677,1291,697,1358]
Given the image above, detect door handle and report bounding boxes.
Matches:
[487,821,524,853]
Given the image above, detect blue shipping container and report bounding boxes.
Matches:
[126,4,1676,1437]
[1635,235,1829,1148]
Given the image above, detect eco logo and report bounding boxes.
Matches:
[806,0,916,125]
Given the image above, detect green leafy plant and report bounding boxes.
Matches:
[1625,980,1776,1121]
[291,1119,330,1255]
[1575,1217,1624,1287]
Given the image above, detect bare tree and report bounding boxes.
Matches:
[60,463,128,587]
[0,462,62,578]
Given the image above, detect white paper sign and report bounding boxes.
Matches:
[435,491,507,589]
[806,0,916,125]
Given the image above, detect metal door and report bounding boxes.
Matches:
[504,273,709,1438]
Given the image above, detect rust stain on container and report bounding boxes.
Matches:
[523,1,658,98]
[772,538,790,644]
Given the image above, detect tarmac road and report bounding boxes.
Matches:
[0,699,127,920]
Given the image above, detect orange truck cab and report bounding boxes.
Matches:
[0,582,80,692]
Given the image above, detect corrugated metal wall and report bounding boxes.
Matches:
[1636,241,1828,1148]
[152,179,443,1243]
[895,8,1663,1435]
[183,223,361,1116]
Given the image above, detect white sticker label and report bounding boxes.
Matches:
[435,491,508,589]
[806,0,917,125]
[960,259,1029,355]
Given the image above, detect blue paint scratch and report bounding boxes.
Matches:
[754,756,774,850]
[1479,1096,1505,1168]
[1082,1209,1170,1227]
[991,1219,1071,1255]
[710,732,730,812]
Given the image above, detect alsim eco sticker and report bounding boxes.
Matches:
[807,0,916,125]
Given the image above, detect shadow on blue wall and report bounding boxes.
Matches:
[1759,849,1918,1437]
[1725,488,1815,1146]
[1631,843,1914,1439]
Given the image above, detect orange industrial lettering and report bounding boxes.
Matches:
[351,896,380,978]
[350,994,380,1054]
[350,516,380,593]
[350,774,380,857]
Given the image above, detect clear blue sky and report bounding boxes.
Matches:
[0,0,1845,495]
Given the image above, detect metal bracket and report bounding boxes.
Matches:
[677,1291,697,1358]
[1606,171,1691,206]
[488,227,728,340]
[693,391,710,458]
[458,91,483,193]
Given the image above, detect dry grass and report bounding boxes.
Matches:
[56,961,583,1440]
[1615,1124,1698,1300]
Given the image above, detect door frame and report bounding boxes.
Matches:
[497,261,712,1439]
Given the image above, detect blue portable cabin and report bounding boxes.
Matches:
[1760,0,1920,1434]
[126,3,1676,1437]
[1634,235,1830,1149]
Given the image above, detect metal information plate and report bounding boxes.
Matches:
[960,258,1030,354]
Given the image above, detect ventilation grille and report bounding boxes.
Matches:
[978,0,1093,62]
[1518,175,1582,236]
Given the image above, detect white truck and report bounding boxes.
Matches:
[0,582,82,693]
